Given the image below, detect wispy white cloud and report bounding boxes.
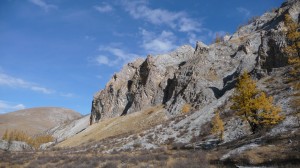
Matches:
[31,86,53,94]
[94,3,113,13]
[28,0,57,12]
[0,72,53,94]
[0,100,25,114]
[95,45,140,66]
[188,33,202,45]
[96,55,110,66]
[122,1,201,33]
[179,17,202,32]
[141,29,177,54]
[237,7,251,18]
[0,72,77,98]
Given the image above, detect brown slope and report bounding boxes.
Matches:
[0,107,81,137]
[57,105,166,147]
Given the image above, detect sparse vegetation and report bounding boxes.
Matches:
[214,33,224,43]
[231,72,284,133]
[1,129,53,149]
[284,14,300,59]
[170,150,208,168]
[0,146,212,168]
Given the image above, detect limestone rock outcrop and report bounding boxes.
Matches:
[91,0,300,123]
[47,115,90,143]
[0,140,32,152]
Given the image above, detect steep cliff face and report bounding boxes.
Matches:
[90,46,195,122]
[91,0,300,123]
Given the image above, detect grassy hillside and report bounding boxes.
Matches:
[57,105,166,147]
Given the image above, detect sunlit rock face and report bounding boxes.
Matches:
[90,0,300,123]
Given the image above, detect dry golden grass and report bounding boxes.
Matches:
[57,105,167,147]
[237,144,300,165]
[2,129,53,149]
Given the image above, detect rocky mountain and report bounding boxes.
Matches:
[0,107,81,137]
[1,0,299,167]
[91,0,299,122]
[85,0,300,165]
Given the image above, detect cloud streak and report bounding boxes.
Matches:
[94,3,113,13]
[95,45,140,66]
[122,1,202,33]
[28,0,57,11]
[237,7,251,18]
[0,100,25,114]
[0,72,53,94]
[121,0,210,48]
[0,72,77,98]
[141,29,177,54]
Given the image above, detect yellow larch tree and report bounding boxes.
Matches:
[211,111,224,140]
[231,72,284,133]
[284,14,300,60]
[254,92,284,126]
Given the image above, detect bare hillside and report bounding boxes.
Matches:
[0,107,81,137]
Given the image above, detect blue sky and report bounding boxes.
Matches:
[0,0,284,115]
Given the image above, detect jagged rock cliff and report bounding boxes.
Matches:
[91,0,300,123]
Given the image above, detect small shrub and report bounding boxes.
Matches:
[165,137,175,145]
[214,33,224,43]
[147,135,154,142]
[182,103,191,113]
[211,111,224,140]
[154,154,168,161]
[172,142,186,150]
[133,143,142,148]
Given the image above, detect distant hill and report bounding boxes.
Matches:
[0,107,81,137]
